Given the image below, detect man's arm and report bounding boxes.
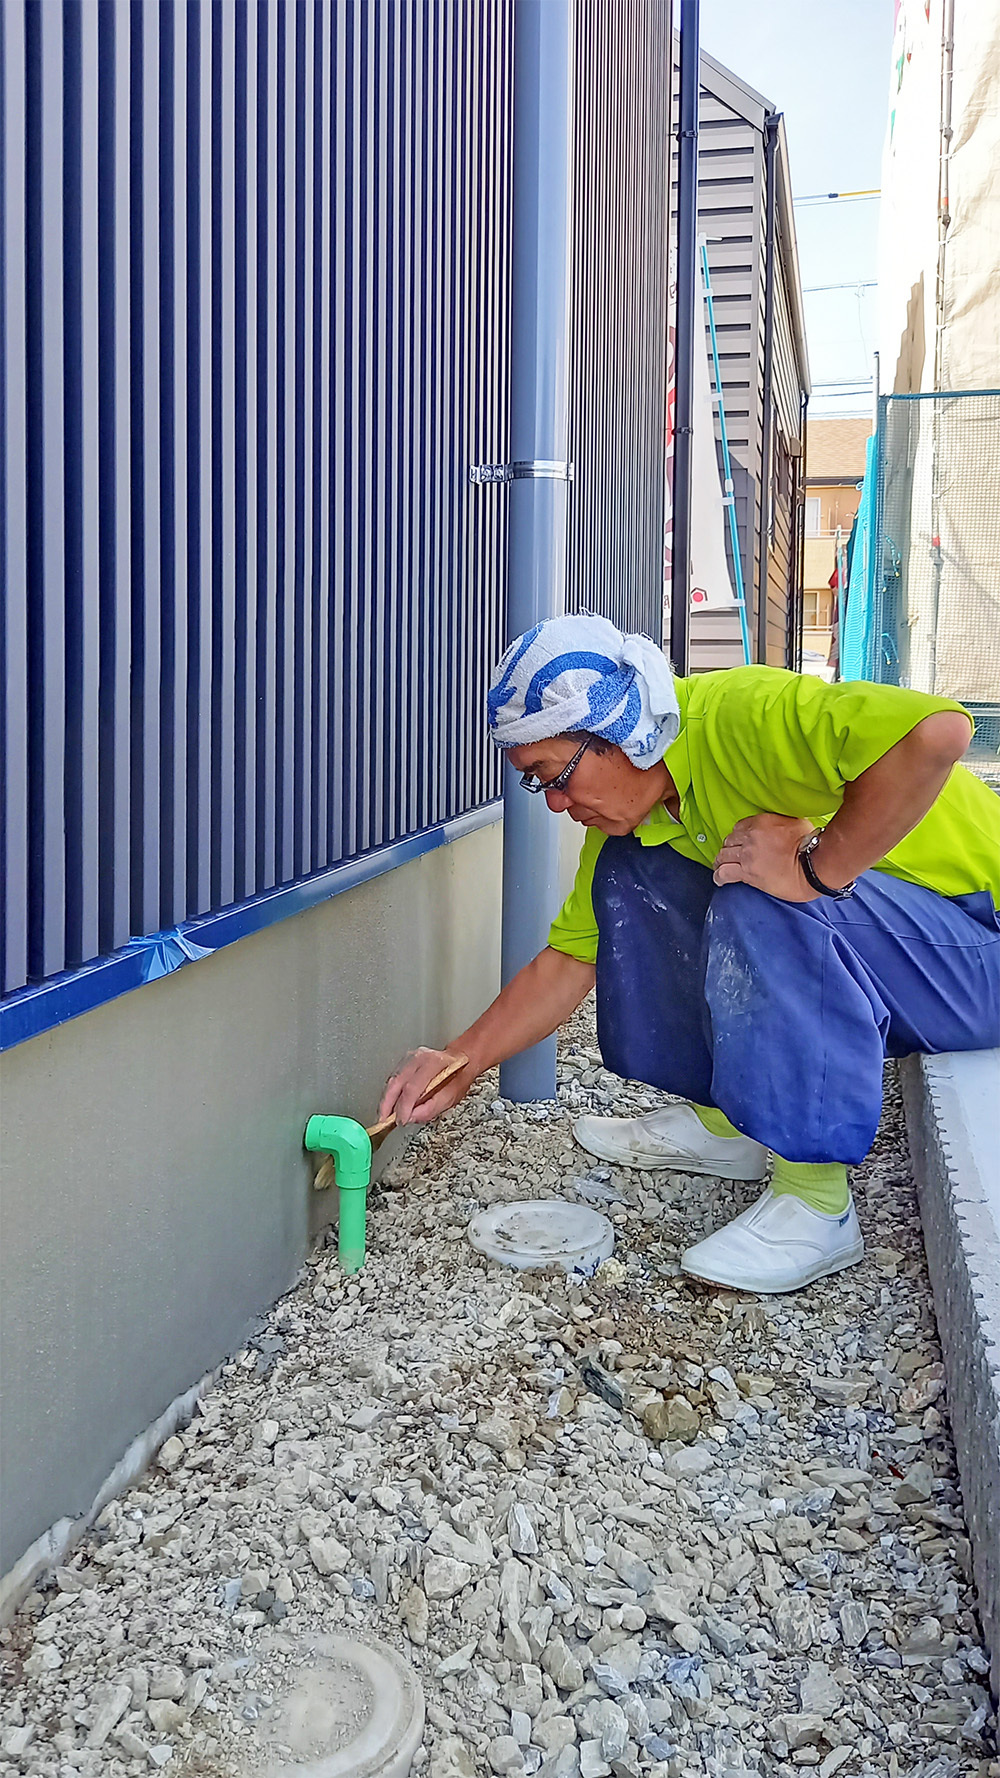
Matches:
[714,710,974,901]
[379,946,596,1124]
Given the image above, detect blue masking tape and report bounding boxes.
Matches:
[139,928,215,982]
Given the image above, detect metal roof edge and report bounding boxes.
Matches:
[772,113,812,398]
[698,47,774,126]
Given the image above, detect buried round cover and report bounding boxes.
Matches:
[467,1197,615,1273]
[249,1634,424,1778]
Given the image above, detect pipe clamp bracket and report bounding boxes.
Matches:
[469,460,574,486]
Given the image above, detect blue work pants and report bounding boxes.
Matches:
[592,835,1000,1164]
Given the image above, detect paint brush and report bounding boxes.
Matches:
[311,1053,469,1193]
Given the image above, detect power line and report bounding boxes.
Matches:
[802,280,877,293]
[794,188,880,206]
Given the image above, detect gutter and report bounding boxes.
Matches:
[756,109,811,666]
[755,112,779,663]
[794,389,809,671]
[771,116,811,400]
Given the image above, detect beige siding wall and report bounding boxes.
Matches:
[672,55,807,672]
[0,822,505,1584]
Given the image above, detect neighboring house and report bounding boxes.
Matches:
[803,417,870,665]
[673,52,810,673]
[866,0,1000,728]
[880,0,1000,398]
[0,0,670,1600]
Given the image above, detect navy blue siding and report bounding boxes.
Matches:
[567,0,671,639]
[1,0,670,1002]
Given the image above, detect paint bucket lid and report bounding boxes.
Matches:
[467,1198,615,1274]
[251,1634,425,1778]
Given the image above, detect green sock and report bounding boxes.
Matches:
[692,1103,744,1140]
[692,1104,850,1215]
[771,1155,850,1216]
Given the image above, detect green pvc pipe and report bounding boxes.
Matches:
[303,1114,372,1274]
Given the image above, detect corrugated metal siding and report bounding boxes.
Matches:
[567,0,671,639]
[770,242,802,444]
[765,163,805,667]
[690,93,764,577]
[766,430,797,664]
[2,0,676,1007]
[668,52,807,672]
[670,64,766,670]
[1,0,514,995]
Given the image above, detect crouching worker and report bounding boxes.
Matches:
[381,615,1000,1295]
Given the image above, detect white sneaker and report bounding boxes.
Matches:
[681,1188,864,1294]
[572,1103,768,1180]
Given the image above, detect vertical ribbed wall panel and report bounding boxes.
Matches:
[189,0,214,920]
[258,0,279,896]
[28,0,68,979]
[1,0,512,994]
[133,0,160,937]
[165,0,189,930]
[566,0,671,644]
[0,0,29,992]
[75,1,101,965]
[2,0,670,1003]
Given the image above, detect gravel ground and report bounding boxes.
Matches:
[1,1001,997,1778]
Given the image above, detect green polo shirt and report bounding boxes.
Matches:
[548,667,999,965]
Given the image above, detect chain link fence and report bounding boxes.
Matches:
[869,391,1000,784]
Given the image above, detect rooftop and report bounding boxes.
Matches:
[806,416,871,480]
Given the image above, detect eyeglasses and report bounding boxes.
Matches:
[518,735,593,795]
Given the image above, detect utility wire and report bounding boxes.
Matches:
[794,188,881,205]
[803,280,877,293]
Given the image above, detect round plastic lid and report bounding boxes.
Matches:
[467,1198,615,1273]
[252,1634,425,1778]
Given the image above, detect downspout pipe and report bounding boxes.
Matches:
[793,389,808,671]
[669,0,701,676]
[756,110,779,664]
[498,0,574,1103]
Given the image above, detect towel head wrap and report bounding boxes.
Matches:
[487,614,679,769]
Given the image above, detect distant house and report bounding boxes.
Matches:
[803,417,870,666]
[674,52,811,672]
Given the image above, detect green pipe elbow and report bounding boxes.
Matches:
[303,1114,372,1274]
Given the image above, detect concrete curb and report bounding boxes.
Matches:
[900,1049,1000,1702]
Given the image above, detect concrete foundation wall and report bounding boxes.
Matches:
[901,1050,1000,1700]
[0,821,506,1580]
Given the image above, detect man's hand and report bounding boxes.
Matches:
[379,1047,476,1127]
[712,710,972,903]
[378,948,595,1130]
[713,813,820,901]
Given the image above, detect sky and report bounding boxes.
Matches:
[700,0,895,418]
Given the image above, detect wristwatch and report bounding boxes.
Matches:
[798,830,856,900]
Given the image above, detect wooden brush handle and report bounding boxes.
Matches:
[366,1052,469,1140]
[312,1053,469,1191]
[312,1154,337,1193]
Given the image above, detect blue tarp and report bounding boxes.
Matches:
[840,432,878,682]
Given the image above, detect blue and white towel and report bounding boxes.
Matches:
[487,614,679,769]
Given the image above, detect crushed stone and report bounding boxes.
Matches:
[0,1000,996,1778]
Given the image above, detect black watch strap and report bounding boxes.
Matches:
[798,831,856,900]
